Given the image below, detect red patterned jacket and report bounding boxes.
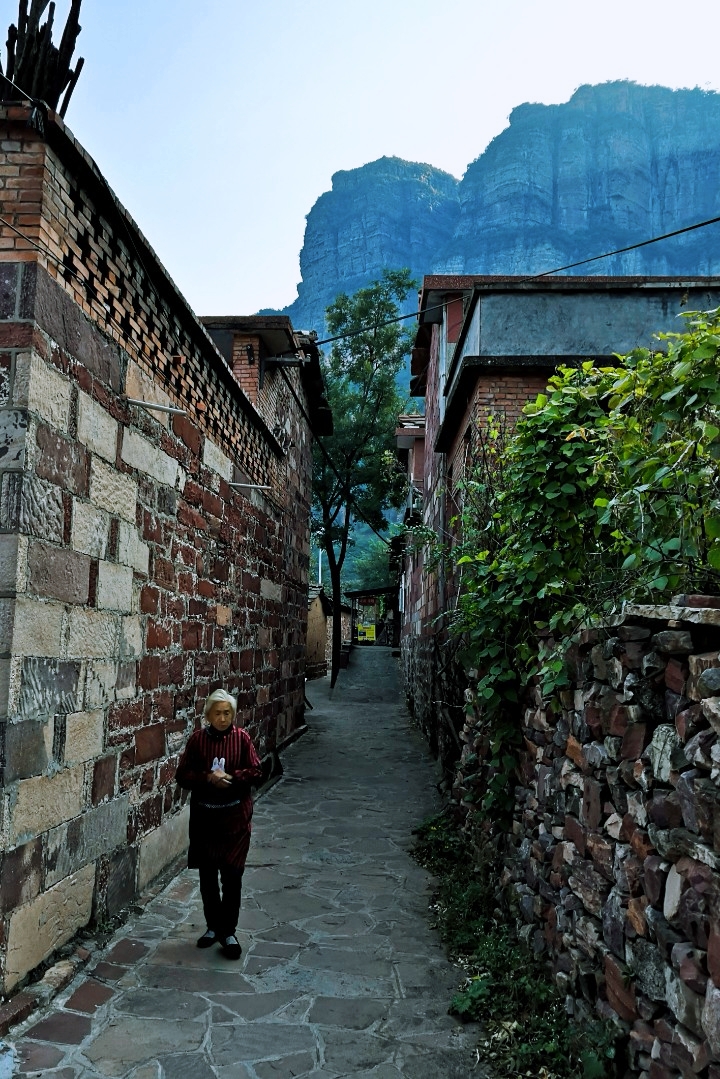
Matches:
[176,724,262,871]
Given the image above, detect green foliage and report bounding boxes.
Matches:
[313,269,416,682]
[439,309,720,819]
[412,814,618,1078]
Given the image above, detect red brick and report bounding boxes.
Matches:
[92,755,117,805]
[134,723,165,765]
[140,585,159,614]
[138,655,161,690]
[146,620,171,650]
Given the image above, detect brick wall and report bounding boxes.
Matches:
[0,106,315,991]
[401,319,551,771]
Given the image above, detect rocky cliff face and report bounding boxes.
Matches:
[280,157,459,332]
[280,83,720,334]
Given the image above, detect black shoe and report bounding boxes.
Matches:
[196,929,218,948]
[222,934,241,960]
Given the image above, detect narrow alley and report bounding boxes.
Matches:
[6,649,480,1079]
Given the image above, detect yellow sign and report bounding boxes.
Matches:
[357,624,376,642]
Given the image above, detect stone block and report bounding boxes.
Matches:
[587,832,614,881]
[627,895,649,935]
[4,863,95,993]
[0,836,42,912]
[84,661,118,709]
[648,725,684,783]
[568,858,611,916]
[581,777,603,830]
[76,391,117,462]
[12,596,64,657]
[697,668,720,699]
[71,500,109,558]
[701,697,720,736]
[0,263,18,318]
[0,472,22,529]
[4,718,52,781]
[629,938,668,1002]
[21,352,71,431]
[666,967,705,1036]
[653,631,694,655]
[202,437,232,481]
[96,561,133,613]
[119,616,142,657]
[684,728,716,769]
[121,428,179,488]
[0,534,18,591]
[27,540,91,605]
[45,796,129,887]
[0,658,10,719]
[18,473,64,543]
[125,360,171,428]
[36,425,88,495]
[65,710,104,763]
[137,805,189,891]
[92,755,117,805]
[671,942,708,995]
[675,704,703,743]
[65,609,118,659]
[644,856,670,908]
[622,722,648,760]
[90,459,137,523]
[709,925,720,984]
[603,887,626,958]
[0,596,15,653]
[687,653,720,699]
[11,762,85,841]
[605,953,637,1021]
[0,408,27,470]
[664,660,687,695]
[96,844,137,920]
[215,604,232,626]
[260,578,282,603]
[117,521,149,574]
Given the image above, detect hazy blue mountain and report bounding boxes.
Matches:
[269,82,720,336]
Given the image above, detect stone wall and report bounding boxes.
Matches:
[455,603,720,1078]
[0,106,315,991]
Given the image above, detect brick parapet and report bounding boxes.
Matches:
[0,105,284,475]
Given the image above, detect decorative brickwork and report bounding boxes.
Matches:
[0,105,317,992]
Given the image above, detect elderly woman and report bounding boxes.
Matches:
[176,689,262,959]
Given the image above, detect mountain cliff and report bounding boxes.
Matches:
[277,82,720,334]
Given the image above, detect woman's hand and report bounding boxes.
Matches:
[208,769,233,788]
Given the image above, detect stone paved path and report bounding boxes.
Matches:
[5,647,479,1078]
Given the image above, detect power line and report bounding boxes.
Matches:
[531,214,720,278]
[277,366,392,550]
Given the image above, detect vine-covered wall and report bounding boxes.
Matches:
[456,604,720,1078]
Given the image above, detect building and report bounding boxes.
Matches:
[400,274,720,765]
[0,101,328,991]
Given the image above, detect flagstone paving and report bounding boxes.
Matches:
[3,648,481,1078]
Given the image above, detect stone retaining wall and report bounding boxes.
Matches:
[455,604,720,1078]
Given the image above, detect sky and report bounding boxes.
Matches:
[18,0,720,317]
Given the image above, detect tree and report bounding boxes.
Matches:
[313,269,415,686]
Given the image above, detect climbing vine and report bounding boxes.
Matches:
[432,309,720,820]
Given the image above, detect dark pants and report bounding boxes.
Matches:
[198,863,243,937]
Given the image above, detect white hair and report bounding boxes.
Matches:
[203,689,237,719]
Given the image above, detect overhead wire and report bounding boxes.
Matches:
[5,72,720,559]
[278,366,394,549]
